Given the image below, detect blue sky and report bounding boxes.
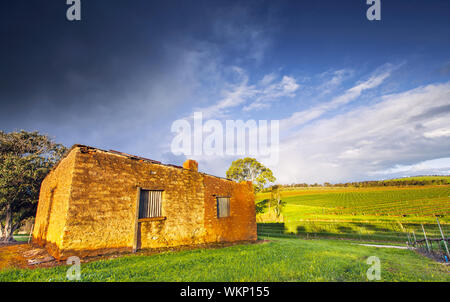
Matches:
[1,0,449,183]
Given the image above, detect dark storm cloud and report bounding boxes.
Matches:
[1,2,162,140]
[0,0,272,154]
[0,0,251,153]
[1,2,193,109]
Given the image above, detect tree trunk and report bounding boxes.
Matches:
[1,204,15,242]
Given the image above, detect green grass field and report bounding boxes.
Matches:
[257,185,450,242]
[12,235,31,242]
[1,238,448,282]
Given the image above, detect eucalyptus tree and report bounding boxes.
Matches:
[0,130,66,241]
[226,157,276,192]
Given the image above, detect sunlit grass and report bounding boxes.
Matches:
[256,186,450,242]
[1,238,448,282]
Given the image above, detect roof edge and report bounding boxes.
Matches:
[49,144,235,183]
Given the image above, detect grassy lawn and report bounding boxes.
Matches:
[0,238,448,282]
[13,235,31,243]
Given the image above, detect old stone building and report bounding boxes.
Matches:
[32,145,257,259]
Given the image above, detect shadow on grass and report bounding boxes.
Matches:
[257,221,412,243]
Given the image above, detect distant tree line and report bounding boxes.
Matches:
[280,177,450,188]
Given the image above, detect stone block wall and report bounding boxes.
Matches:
[32,149,77,257]
[203,177,257,243]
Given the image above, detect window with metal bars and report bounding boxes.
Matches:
[139,190,162,218]
[216,197,230,218]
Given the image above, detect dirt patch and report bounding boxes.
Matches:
[0,240,266,271]
[0,243,62,270]
[0,241,24,247]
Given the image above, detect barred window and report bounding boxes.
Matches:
[139,190,162,218]
[216,197,230,218]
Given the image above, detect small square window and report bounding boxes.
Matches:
[139,190,162,218]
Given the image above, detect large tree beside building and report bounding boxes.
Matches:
[226,157,276,192]
[0,130,66,242]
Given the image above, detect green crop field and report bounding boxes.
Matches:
[257,185,450,242]
[1,238,448,282]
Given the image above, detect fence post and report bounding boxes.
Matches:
[436,218,450,259]
[406,233,412,247]
[412,231,417,247]
[421,224,431,252]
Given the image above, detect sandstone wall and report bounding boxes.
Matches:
[32,149,77,257]
[58,147,209,258]
[203,177,257,243]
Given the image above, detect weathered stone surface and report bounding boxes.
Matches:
[32,149,77,258]
[32,146,256,259]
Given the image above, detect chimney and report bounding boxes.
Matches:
[183,159,198,172]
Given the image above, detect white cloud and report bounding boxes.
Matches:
[259,73,277,86]
[194,68,258,119]
[423,128,450,138]
[243,75,300,111]
[273,82,450,183]
[167,60,450,184]
[193,70,300,118]
[280,66,394,131]
[317,69,353,95]
[373,157,450,176]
